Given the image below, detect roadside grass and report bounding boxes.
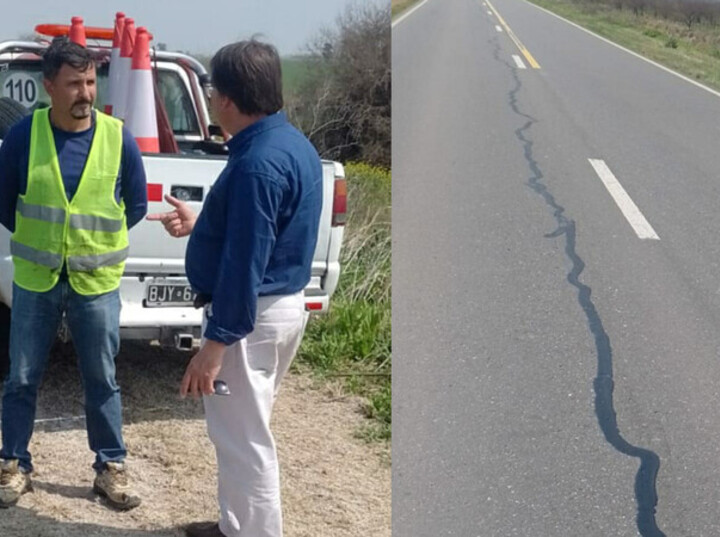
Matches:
[392,0,421,18]
[282,55,314,98]
[527,0,720,91]
[296,163,391,442]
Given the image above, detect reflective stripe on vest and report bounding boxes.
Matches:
[18,194,123,234]
[10,240,63,269]
[67,246,130,271]
[16,199,66,225]
[69,214,124,233]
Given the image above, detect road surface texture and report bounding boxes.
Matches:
[393,0,720,535]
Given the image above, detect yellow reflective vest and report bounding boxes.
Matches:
[11,108,128,295]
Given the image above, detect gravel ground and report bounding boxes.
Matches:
[0,341,390,536]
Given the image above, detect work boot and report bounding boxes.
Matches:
[0,459,32,508]
[93,461,141,510]
[185,521,226,537]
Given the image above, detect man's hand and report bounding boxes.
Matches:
[180,340,227,399]
[146,194,197,238]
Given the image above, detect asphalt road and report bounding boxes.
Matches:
[393,0,720,535]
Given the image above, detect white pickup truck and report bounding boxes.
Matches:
[0,37,346,374]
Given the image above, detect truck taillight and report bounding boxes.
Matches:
[332,177,347,227]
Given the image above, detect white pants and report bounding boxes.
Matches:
[202,293,308,537]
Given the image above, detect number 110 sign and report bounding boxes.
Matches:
[2,74,38,108]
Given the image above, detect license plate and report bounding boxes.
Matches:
[145,283,195,307]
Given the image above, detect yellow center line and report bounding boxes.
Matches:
[486,0,541,69]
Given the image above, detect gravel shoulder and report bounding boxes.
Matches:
[0,341,390,536]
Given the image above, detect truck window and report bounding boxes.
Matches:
[156,69,199,136]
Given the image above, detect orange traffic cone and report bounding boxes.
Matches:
[104,12,125,116]
[124,27,159,153]
[115,17,135,121]
[69,16,86,47]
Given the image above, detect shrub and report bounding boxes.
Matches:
[286,3,391,168]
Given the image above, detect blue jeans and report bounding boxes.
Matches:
[1,282,126,472]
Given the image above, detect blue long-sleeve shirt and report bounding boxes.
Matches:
[0,111,148,232]
[186,111,323,345]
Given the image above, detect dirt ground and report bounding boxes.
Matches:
[0,341,390,536]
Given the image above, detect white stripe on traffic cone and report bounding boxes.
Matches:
[115,17,135,121]
[104,12,125,116]
[124,27,159,153]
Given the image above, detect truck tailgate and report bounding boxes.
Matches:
[126,154,227,273]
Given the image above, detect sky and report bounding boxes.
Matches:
[0,0,385,56]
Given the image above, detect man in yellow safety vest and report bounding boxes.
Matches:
[0,36,148,510]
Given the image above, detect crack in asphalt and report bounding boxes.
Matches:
[489,34,665,537]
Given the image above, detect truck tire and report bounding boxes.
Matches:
[0,97,29,139]
[0,303,9,381]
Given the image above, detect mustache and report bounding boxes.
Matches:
[72,100,92,107]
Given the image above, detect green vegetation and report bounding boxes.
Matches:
[296,163,391,442]
[392,0,420,17]
[528,0,720,90]
[286,4,390,168]
[281,56,313,98]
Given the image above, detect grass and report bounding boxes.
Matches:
[296,162,391,442]
[527,0,720,90]
[282,55,314,97]
[392,0,421,17]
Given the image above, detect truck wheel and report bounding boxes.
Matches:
[0,303,9,381]
[0,97,29,139]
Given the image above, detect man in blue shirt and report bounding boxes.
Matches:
[0,37,147,510]
[147,40,322,537]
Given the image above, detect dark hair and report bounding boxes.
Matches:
[42,36,95,80]
[210,39,283,115]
